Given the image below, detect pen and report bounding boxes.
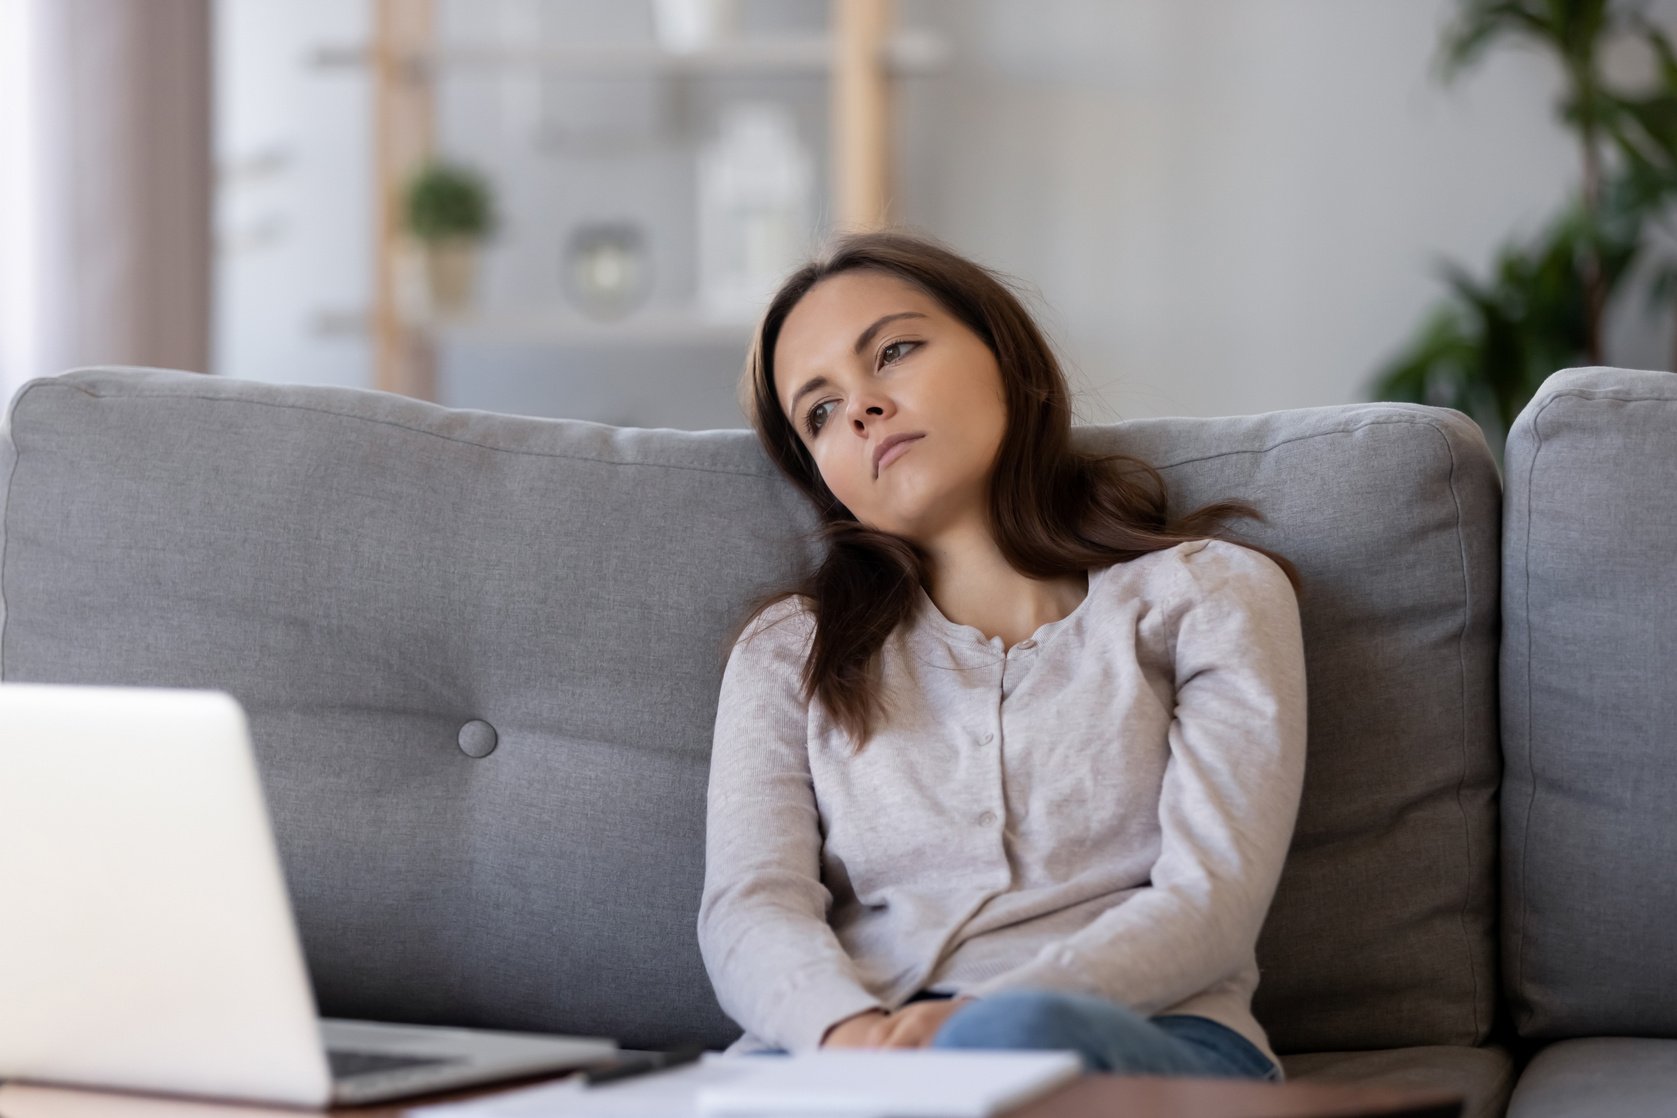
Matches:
[578,1042,707,1086]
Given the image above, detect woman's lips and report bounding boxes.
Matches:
[876,435,922,475]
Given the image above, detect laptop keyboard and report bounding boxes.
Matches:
[326,1048,461,1079]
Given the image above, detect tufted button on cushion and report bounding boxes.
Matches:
[457,720,499,759]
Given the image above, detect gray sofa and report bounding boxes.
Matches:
[0,364,1671,1118]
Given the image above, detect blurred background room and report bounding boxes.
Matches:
[4,0,1677,465]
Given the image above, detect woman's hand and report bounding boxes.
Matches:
[876,997,973,1048]
[821,1008,894,1048]
[821,997,976,1049]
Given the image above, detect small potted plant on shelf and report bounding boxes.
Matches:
[402,159,496,316]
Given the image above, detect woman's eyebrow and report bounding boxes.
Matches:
[787,311,929,412]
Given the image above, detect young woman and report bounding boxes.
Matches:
[696,229,1307,1082]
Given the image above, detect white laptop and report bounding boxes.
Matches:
[0,682,622,1108]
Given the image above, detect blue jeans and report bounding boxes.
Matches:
[781,988,1281,1082]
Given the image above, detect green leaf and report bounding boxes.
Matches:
[1382,0,1677,470]
[1435,1,1555,87]
[403,161,497,242]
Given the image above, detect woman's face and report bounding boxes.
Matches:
[772,270,1009,541]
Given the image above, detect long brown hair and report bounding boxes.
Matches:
[725,227,1300,750]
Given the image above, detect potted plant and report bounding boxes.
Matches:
[1370,0,1677,467]
[402,160,496,315]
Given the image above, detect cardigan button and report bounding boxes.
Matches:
[977,811,998,827]
[1017,639,1037,649]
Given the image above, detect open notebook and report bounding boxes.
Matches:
[410,1050,1084,1118]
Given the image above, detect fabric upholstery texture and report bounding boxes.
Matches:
[1503,1039,1677,1118]
[1282,1044,1518,1118]
[1,367,1500,1058]
[1110,403,1502,1055]
[1500,366,1677,1042]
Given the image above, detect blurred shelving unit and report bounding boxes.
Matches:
[309,0,950,403]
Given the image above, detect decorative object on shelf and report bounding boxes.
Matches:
[651,0,740,53]
[402,159,497,316]
[328,0,929,395]
[696,100,814,321]
[562,220,653,321]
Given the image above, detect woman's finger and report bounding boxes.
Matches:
[874,1011,913,1047]
[880,1006,940,1048]
[864,1013,900,1047]
[883,1022,929,1048]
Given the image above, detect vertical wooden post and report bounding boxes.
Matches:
[372,0,436,400]
[832,0,892,233]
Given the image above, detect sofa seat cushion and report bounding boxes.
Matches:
[1282,1045,1516,1118]
[1506,1038,1677,1118]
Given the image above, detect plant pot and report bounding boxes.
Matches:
[423,238,480,314]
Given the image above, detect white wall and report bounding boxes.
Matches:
[214,0,370,390]
[212,0,1677,426]
[896,0,1677,422]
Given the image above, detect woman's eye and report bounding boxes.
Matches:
[880,339,917,366]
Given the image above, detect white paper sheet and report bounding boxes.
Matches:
[403,1049,1082,1118]
[404,1054,761,1118]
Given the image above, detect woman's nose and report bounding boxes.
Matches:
[848,394,890,427]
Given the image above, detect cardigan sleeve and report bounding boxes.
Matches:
[696,597,886,1052]
[963,540,1308,1015]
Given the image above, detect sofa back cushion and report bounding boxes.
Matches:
[0,367,1501,1053]
[1500,365,1677,1040]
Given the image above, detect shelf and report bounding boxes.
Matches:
[315,304,760,347]
[307,29,951,78]
[351,0,914,399]
[428,306,759,346]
